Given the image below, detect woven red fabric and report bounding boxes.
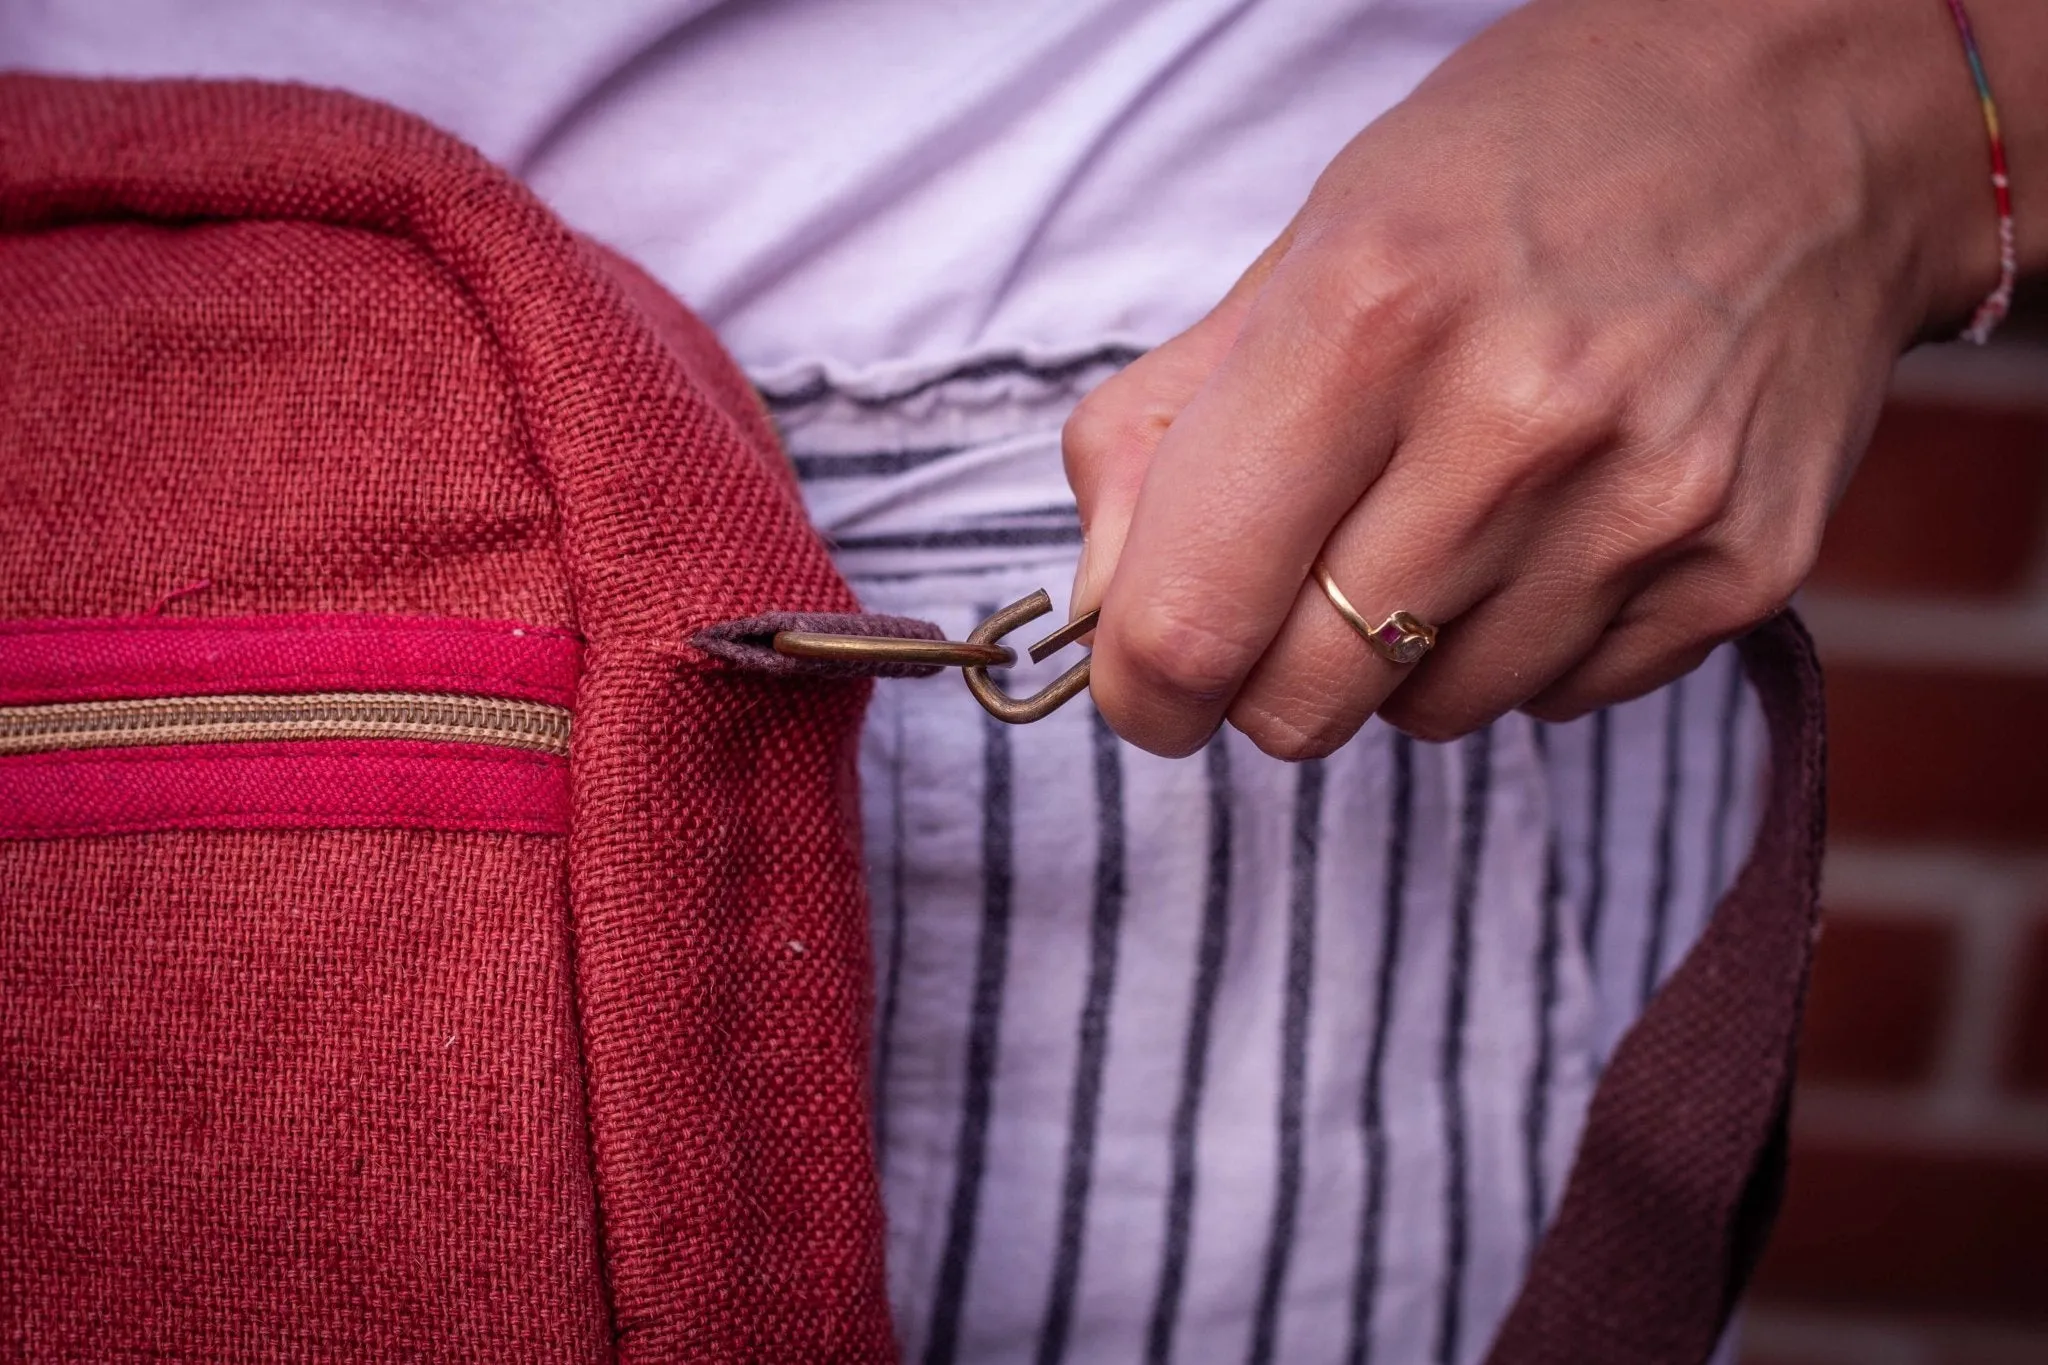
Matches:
[0,740,574,838]
[4,831,608,1358]
[1,75,891,1361]
[0,616,583,708]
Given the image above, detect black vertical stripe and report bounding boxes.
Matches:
[1522,724,1564,1258]
[1580,709,1612,963]
[1146,737,1234,1365]
[1348,734,1415,1365]
[1036,711,1127,1365]
[923,708,1016,1365]
[831,523,1083,553]
[759,344,1144,411]
[790,444,967,480]
[1639,679,1687,1008]
[1434,729,1493,1365]
[875,695,911,1167]
[1704,651,1748,897]
[1247,759,1325,1365]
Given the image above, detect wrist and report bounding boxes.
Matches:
[1868,0,2048,339]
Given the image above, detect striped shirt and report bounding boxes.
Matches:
[779,356,1766,1365]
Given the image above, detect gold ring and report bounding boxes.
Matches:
[1311,560,1438,665]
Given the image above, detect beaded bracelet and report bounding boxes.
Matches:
[1944,0,2017,344]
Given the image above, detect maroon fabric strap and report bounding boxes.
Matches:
[1486,612,1826,1364]
[696,612,952,679]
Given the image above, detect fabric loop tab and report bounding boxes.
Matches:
[696,611,953,678]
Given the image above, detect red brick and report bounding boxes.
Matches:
[1744,1320,2048,1365]
[2005,919,2048,1096]
[1940,1347,2048,1365]
[1813,402,2048,597]
[1752,1141,2048,1323]
[1826,665,2048,847]
[2007,282,2048,339]
[1800,912,1955,1086]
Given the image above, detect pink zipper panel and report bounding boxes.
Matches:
[0,616,580,838]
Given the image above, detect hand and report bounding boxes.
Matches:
[1064,0,2039,758]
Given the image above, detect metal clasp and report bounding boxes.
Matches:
[963,591,1098,725]
[769,589,1097,724]
[769,631,1015,670]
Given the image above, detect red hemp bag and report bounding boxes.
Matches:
[0,76,893,1361]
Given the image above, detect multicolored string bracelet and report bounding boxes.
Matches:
[1943,0,2017,345]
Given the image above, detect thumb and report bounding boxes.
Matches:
[1064,229,1294,616]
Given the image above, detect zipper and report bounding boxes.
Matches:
[0,691,571,759]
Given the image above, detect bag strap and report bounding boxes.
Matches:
[1485,611,1826,1364]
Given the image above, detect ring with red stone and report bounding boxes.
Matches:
[1310,560,1438,665]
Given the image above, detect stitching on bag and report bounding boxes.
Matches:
[0,615,581,642]
[0,743,566,772]
[0,666,578,699]
[0,813,568,837]
[0,743,568,836]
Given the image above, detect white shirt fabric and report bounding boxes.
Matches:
[7,0,1506,389]
[7,6,1762,1363]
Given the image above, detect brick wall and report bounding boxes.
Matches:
[1739,342,2048,1364]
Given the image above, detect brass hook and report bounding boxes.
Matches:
[765,588,1096,724]
[964,590,1098,724]
[771,631,1014,669]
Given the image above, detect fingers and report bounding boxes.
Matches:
[1522,529,1816,721]
[1522,617,1723,725]
[1225,446,1642,756]
[1087,239,1444,756]
[1090,246,1657,756]
[1218,374,1752,753]
[1524,418,1832,721]
[1217,449,1508,759]
[1066,217,1842,759]
[1063,310,1240,618]
[1231,556,1632,758]
[1064,228,1297,615]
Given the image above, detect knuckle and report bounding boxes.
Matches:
[1239,708,1346,764]
[1392,714,1470,745]
[1113,604,1255,705]
[1062,375,1164,480]
[1718,526,1820,628]
[1521,692,1594,725]
[1475,348,1619,473]
[1378,695,1477,745]
[1292,238,1448,367]
[1601,440,1741,567]
[1662,468,1740,545]
[1060,387,1117,467]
